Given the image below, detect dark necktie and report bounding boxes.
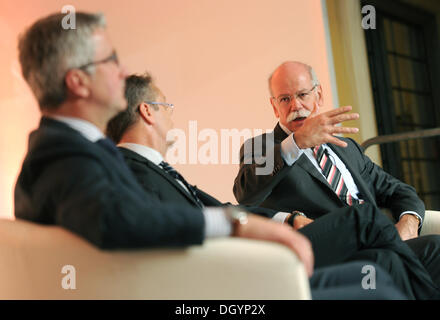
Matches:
[96,138,125,162]
[159,161,204,208]
[313,145,364,206]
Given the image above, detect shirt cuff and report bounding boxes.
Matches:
[281,133,303,166]
[272,212,291,224]
[399,211,423,229]
[203,207,233,238]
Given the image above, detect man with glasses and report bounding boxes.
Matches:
[15,12,321,258]
[19,15,387,289]
[13,10,409,298]
[233,61,440,292]
[18,13,405,301]
[106,73,440,299]
[107,73,295,218]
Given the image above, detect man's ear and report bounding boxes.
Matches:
[270,97,280,118]
[138,102,155,125]
[316,85,324,108]
[64,69,91,98]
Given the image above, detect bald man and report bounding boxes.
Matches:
[233,61,440,293]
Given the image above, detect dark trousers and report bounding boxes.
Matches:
[311,261,407,300]
[298,203,439,300]
[347,248,414,298]
[406,235,440,287]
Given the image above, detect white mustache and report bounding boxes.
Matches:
[286,109,311,122]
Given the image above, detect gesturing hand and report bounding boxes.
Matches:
[294,104,359,149]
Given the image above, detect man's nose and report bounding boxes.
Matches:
[289,98,302,111]
[119,64,129,79]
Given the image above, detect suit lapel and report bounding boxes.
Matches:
[296,155,333,190]
[328,143,376,204]
[119,147,202,207]
[274,122,376,205]
[273,122,288,143]
[273,123,339,199]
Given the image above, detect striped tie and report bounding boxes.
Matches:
[313,145,364,206]
[159,161,204,208]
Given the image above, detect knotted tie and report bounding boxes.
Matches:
[313,145,364,206]
[159,161,204,208]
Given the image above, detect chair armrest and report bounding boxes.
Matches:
[121,238,311,300]
[381,209,440,236]
[143,238,311,299]
[420,210,440,236]
[0,219,311,299]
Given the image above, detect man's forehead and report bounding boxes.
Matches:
[272,69,311,94]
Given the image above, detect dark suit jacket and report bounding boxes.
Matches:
[14,117,205,249]
[119,147,279,219]
[233,123,425,222]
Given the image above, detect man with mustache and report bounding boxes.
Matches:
[14,12,409,300]
[105,72,440,299]
[14,12,317,264]
[233,61,440,290]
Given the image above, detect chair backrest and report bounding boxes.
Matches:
[0,218,141,299]
[0,218,311,299]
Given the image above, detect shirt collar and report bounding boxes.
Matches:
[118,143,164,166]
[48,115,105,142]
[278,121,293,136]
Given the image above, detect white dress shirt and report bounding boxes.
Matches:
[50,115,105,142]
[278,122,422,224]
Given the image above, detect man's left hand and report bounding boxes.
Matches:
[395,215,419,241]
[293,216,314,230]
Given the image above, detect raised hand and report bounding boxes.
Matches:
[294,105,359,149]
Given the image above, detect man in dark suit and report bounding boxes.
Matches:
[233,61,440,288]
[14,12,408,300]
[105,73,440,299]
[15,12,317,257]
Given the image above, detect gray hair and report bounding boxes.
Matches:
[18,12,106,110]
[268,62,320,96]
[106,73,158,143]
[309,67,320,87]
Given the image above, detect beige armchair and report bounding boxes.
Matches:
[0,218,310,300]
[1,210,439,300]
[420,210,440,236]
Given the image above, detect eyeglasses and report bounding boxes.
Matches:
[145,101,174,112]
[273,85,317,108]
[77,51,119,70]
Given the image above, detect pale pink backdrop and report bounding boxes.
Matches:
[0,0,333,219]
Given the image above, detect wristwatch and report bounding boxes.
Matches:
[286,210,307,227]
[225,206,249,236]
